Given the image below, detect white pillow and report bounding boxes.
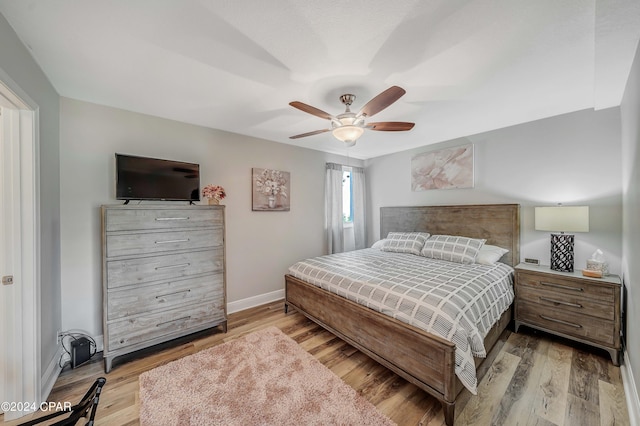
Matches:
[371,239,387,249]
[381,232,430,256]
[421,235,486,264]
[475,244,509,265]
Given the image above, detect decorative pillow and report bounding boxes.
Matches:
[475,244,509,265]
[371,239,387,249]
[381,232,430,256]
[421,235,486,264]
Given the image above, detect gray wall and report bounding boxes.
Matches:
[59,97,361,337]
[0,14,61,373]
[365,108,623,275]
[621,39,640,413]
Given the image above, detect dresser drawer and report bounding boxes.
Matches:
[105,228,223,258]
[107,300,225,351]
[517,300,616,346]
[105,207,223,232]
[517,272,614,302]
[106,248,223,289]
[517,285,614,321]
[107,273,224,320]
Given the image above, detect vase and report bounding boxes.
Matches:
[208,198,219,205]
[268,196,276,209]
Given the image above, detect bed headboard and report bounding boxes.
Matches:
[380,204,520,267]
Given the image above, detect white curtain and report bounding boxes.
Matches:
[325,163,344,254]
[351,166,366,250]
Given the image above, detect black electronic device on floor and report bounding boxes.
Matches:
[70,337,92,369]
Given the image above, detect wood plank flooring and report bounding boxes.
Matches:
[1,300,630,425]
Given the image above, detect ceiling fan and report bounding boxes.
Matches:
[289,86,415,147]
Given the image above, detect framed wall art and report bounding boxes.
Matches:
[252,168,290,211]
[411,144,474,191]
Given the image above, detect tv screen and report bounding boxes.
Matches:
[115,154,200,201]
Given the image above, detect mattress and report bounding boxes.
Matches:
[288,248,514,393]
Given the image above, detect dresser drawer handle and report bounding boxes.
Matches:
[155,217,190,221]
[540,281,583,292]
[155,239,190,244]
[155,263,190,270]
[156,289,191,299]
[156,316,191,327]
[539,297,583,309]
[539,315,582,328]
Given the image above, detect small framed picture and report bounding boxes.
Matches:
[252,168,290,211]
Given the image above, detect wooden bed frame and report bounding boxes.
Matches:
[284,204,520,425]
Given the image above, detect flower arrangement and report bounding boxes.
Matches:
[254,169,288,198]
[202,184,226,201]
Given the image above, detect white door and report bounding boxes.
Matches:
[0,106,5,413]
[0,79,40,420]
[0,105,23,419]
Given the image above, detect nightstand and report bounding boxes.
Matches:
[514,263,622,365]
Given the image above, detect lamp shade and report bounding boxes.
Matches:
[535,206,589,233]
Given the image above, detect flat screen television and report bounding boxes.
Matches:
[115,153,200,201]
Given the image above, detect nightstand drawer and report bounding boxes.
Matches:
[517,272,614,302]
[518,300,615,346]
[517,285,615,321]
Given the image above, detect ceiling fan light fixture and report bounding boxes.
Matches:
[289,86,413,142]
[332,125,364,145]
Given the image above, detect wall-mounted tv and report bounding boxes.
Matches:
[115,153,200,202]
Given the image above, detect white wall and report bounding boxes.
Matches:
[59,97,361,337]
[365,108,623,275]
[620,38,640,421]
[0,14,61,374]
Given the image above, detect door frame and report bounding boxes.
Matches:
[0,73,41,420]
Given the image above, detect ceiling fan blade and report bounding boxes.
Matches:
[289,101,333,120]
[366,122,415,131]
[358,86,406,118]
[289,129,330,139]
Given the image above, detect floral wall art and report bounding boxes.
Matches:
[252,168,290,211]
[411,144,474,191]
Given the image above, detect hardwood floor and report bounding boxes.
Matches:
[2,301,630,425]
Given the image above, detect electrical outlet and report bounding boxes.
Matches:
[57,331,65,345]
[524,258,539,265]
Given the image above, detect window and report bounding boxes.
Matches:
[342,169,353,223]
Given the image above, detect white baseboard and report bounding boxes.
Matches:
[40,346,63,402]
[227,289,285,314]
[622,350,640,426]
[93,334,104,353]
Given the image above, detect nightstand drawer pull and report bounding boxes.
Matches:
[539,315,582,328]
[540,281,583,292]
[155,217,189,221]
[539,296,583,308]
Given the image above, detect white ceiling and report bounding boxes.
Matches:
[1,0,639,159]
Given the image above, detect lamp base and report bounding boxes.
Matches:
[550,233,574,272]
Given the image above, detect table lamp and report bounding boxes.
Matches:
[535,206,589,272]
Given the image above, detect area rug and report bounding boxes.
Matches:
[139,326,396,425]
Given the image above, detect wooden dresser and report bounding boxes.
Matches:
[101,204,227,372]
[514,263,621,365]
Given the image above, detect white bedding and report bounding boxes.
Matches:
[288,248,514,394]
